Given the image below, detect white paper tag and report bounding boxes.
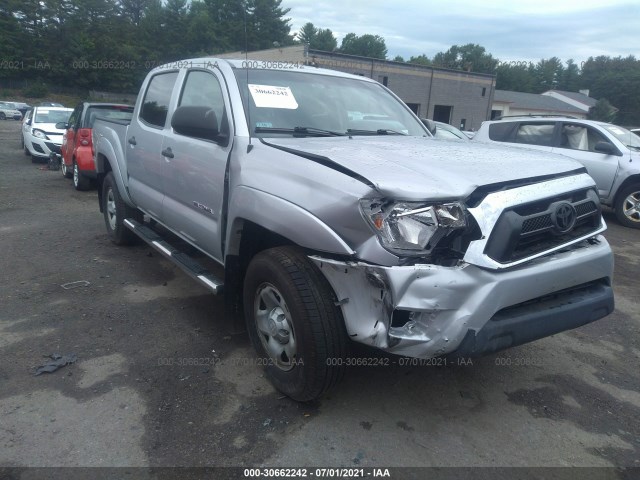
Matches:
[248,84,298,109]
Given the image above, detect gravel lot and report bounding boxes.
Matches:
[1,119,639,478]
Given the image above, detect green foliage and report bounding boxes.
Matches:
[2,0,293,92]
[23,81,49,98]
[339,33,387,59]
[588,98,617,122]
[433,44,497,73]
[408,54,431,66]
[294,22,336,51]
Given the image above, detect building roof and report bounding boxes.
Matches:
[494,90,585,115]
[544,90,597,108]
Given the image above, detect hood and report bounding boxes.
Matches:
[263,136,587,200]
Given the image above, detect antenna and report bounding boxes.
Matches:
[243,1,252,150]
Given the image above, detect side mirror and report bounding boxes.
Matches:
[26,119,32,126]
[594,141,620,156]
[420,118,437,136]
[171,106,221,143]
[55,122,68,130]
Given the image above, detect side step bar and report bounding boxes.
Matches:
[123,218,223,294]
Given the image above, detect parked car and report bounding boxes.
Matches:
[13,102,32,117]
[91,58,613,401]
[473,116,640,228]
[0,101,23,120]
[38,101,64,107]
[22,106,73,161]
[421,119,469,140]
[58,103,134,190]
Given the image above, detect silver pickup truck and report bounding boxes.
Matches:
[93,58,614,401]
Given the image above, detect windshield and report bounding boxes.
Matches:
[602,124,640,149]
[234,68,428,137]
[34,109,73,124]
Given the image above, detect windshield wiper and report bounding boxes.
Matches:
[346,128,407,136]
[625,144,640,151]
[254,126,346,137]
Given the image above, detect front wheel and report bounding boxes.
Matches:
[614,183,640,229]
[0,112,5,120]
[243,246,348,402]
[102,172,140,245]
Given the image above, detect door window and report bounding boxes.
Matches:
[139,72,178,128]
[559,123,608,152]
[177,70,228,140]
[513,122,556,146]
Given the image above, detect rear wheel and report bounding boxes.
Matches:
[614,183,640,229]
[102,172,140,245]
[73,161,90,190]
[0,112,5,120]
[243,246,348,401]
[61,160,72,179]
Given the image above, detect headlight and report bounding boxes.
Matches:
[32,129,49,140]
[360,199,467,255]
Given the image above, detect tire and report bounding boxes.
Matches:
[102,172,140,245]
[243,246,348,401]
[73,161,90,190]
[0,112,5,120]
[61,160,72,179]
[614,183,640,229]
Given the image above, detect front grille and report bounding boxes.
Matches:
[45,142,61,154]
[484,188,602,264]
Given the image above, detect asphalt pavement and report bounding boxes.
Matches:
[0,119,638,479]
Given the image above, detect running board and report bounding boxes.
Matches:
[123,218,223,294]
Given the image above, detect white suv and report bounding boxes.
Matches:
[0,101,22,120]
[474,116,640,228]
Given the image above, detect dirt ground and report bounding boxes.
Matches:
[0,119,639,479]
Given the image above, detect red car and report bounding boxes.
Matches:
[60,103,133,190]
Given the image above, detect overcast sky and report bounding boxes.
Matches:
[285,0,640,66]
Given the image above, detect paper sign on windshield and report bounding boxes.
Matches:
[248,84,298,109]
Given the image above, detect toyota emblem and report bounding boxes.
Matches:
[553,202,577,233]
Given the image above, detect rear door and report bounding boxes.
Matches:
[161,68,233,262]
[552,122,619,198]
[61,104,82,165]
[126,71,180,221]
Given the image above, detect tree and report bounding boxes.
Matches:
[248,0,293,50]
[495,62,536,92]
[588,98,617,122]
[408,54,431,66]
[433,44,497,73]
[313,28,337,51]
[392,55,404,63]
[559,59,580,92]
[534,57,564,92]
[339,33,387,59]
[296,22,316,45]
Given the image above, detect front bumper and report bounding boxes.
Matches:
[28,136,62,158]
[311,236,614,358]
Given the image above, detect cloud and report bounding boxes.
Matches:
[286,0,640,64]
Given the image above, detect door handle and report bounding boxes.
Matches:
[161,147,174,159]
[128,136,137,145]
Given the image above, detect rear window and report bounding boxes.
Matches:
[84,106,133,127]
[488,122,516,141]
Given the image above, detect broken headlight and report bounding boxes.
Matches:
[360,199,467,256]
